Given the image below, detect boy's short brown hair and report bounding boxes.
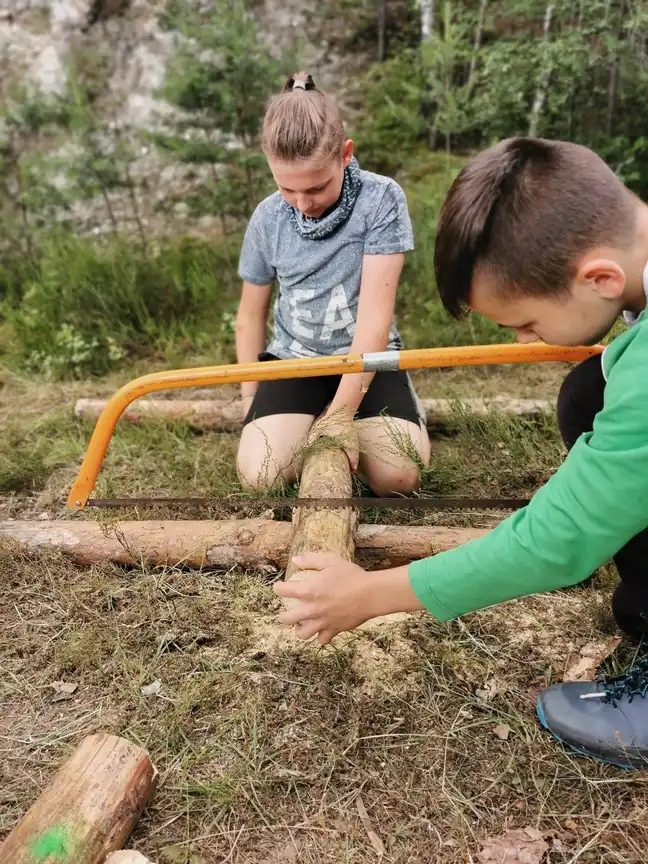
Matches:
[434,137,638,318]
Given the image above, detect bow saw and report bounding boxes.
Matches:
[67,343,603,513]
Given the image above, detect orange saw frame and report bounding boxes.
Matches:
[67,342,603,510]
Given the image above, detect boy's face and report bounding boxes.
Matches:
[268,139,354,218]
[469,258,629,346]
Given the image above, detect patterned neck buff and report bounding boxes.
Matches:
[287,157,364,241]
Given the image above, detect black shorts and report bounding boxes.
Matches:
[243,352,422,426]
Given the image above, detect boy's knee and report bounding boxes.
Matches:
[557,354,606,450]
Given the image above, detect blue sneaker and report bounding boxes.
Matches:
[537,656,648,769]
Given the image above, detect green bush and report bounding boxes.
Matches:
[10,233,239,377]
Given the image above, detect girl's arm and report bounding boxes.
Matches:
[235,281,273,410]
[325,252,405,416]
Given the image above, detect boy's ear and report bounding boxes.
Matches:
[342,139,354,166]
[576,257,626,300]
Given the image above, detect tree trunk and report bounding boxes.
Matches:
[606,58,618,137]
[0,520,490,570]
[74,395,551,432]
[377,0,386,62]
[0,734,157,864]
[419,0,435,41]
[528,3,555,138]
[468,0,488,86]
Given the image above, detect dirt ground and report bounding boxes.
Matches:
[2,363,648,863]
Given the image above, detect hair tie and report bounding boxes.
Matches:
[293,80,306,90]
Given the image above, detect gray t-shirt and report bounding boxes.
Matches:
[238,169,415,359]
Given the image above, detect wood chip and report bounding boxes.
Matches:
[259,839,301,863]
[478,828,549,864]
[493,723,511,741]
[50,681,78,702]
[51,681,78,694]
[563,637,621,682]
[356,793,385,857]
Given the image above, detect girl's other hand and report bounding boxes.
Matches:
[307,406,359,470]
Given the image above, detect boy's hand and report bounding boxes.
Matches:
[307,408,359,470]
[274,552,377,644]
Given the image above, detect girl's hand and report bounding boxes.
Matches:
[307,407,359,470]
[274,553,378,644]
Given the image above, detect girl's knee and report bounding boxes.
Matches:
[237,460,295,492]
[363,463,421,497]
[236,445,295,492]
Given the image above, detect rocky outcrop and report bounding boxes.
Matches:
[0,0,347,127]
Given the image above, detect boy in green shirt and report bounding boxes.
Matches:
[274,137,648,769]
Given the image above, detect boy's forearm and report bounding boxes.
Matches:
[368,566,426,618]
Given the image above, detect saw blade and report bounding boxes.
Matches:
[85,495,529,511]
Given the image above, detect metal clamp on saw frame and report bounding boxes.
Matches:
[67,343,603,511]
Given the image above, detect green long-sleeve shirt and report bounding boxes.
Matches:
[409,317,648,620]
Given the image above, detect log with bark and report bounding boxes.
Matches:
[0,519,489,570]
[0,733,157,864]
[285,443,357,585]
[74,395,551,433]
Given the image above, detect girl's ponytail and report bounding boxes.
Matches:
[282,71,316,92]
[262,71,345,163]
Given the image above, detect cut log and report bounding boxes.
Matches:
[0,733,157,864]
[285,443,357,587]
[74,395,551,432]
[0,520,489,570]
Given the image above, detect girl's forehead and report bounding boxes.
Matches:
[269,158,339,191]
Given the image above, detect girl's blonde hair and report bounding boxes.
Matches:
[262,72,345,163]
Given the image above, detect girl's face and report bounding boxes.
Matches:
[268,139,354,218]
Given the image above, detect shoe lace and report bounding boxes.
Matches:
[600,656,648,705]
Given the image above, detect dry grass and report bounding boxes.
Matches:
[2,364,648,862]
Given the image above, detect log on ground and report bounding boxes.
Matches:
[0,733,157,864]
[0,519,489,570]
[74,396,551,432]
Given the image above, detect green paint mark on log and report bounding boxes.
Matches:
[29,825,73,862]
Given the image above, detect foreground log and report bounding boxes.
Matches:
[0,519,489,570]
[0,733,156,864]
[75,395,551,432]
